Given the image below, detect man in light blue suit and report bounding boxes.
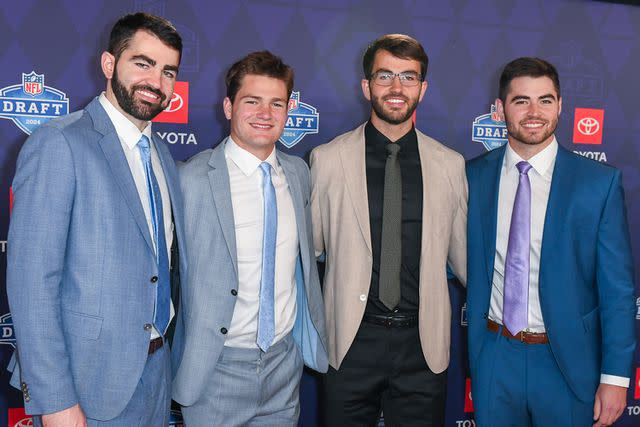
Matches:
[7,13,186,427]
[172,51,328,426]
[466,57,635,427]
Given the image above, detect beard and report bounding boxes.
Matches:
[370,91,419,125]
[506,116,559,146]
[111,65,167,121]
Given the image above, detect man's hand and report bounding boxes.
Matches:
[593,383,627,426]
[41,404,87,427]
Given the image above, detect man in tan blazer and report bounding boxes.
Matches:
[310,34,467,427]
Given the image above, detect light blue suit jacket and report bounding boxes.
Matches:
[466,143,635,402]
[6,97,187,420]
[171,138,328,406]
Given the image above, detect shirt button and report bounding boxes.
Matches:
[359,294,367,302]
[231,289,238,296]
[150,276,158,283]
[144,323,152,331]
[220,327,228,335]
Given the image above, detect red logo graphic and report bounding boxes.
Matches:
[573,108,604,145]
[464,378,474,412]
[635,367,640,399]
[8,407,33,427]
[153,81,189,124]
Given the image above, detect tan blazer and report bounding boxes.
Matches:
[310,123,467,373]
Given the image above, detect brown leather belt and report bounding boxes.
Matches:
[487,319,548,344]
[148,336,164,354]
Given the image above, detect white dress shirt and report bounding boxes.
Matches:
[99,94,174,339]
[490,138,627,387]
[224,137,298,349]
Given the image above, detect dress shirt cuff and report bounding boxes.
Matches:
[600,374,630,388]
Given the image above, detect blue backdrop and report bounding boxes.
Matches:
[1,1,639,425]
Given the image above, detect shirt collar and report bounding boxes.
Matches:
[224,136,279,177]
[505,137,558,177]
[99,93,153,149]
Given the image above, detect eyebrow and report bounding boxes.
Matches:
[131,54,179,73]
[510,93,557,102]
[374,68,419,74]
[241,95,287,103]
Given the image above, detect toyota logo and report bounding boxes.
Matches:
[164,93,183,113]
[577,117,600,136]
[14,417,33,427]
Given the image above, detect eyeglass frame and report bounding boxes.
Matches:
[369,70,424,87]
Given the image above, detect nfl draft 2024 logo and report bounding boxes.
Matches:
[0,312,16,348]
[471,103,507,151]
[279,91,319,148]
[0,72,69,135]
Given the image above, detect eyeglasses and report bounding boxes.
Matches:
[370,71,423,87]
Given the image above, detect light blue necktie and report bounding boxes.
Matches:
[503,161,532,335]
[257,162,277,352]
[138,135,171,335]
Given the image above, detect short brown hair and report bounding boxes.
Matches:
[363,34,428,80]
[499,57,561,102]
[225,51,294,103]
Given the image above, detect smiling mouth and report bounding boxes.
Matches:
[250,123,273,130]
[521,121,546,129]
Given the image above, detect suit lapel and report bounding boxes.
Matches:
[87,98,155,254]
[479,145,506,284]
[539,146,570,292]
[207,140,238,276]
[277,152,309,285]
[338,124,371,253]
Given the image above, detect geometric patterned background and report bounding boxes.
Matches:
[1,1,639,425]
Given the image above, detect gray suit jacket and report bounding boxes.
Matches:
[6,97,187,420]
[172,138,328,406]
[311,123,467,373]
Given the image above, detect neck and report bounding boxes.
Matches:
[370,114,413,142]
[104,86,147,132]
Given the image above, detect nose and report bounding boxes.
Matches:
[389,74,403,90]
[145,69,162,89]
[256,103,272,119]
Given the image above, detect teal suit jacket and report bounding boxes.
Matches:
[466,143,635,402]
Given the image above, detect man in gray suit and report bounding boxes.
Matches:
[7,13,186,427]
[172,51,328,426]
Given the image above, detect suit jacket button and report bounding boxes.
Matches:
[220,327,228,334]
[144,323,152,331]
[231,289,237,296]
[359,294,367,302]
[150,276,158,283]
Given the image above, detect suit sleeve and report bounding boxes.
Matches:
[309,148,325,259]
[447,155,468,286]
[596,170,636,379]
[6,126,79,415]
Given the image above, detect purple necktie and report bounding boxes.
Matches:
[503,161,532,335]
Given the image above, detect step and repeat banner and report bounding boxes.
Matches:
[1,1,639,426]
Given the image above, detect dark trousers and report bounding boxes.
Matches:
[323,321,446,427]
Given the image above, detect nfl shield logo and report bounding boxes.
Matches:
[22,71,44,96]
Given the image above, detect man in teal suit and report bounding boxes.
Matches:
[172,51,328,426]
[7,13,186,427]
[466,57,635,427]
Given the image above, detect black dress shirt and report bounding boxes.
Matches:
[364,121,423,314]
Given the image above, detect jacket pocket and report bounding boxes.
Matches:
[63,310,103,340]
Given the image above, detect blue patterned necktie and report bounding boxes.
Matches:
[503,161,532,335]
[138,135,171,335]
[257,162,277,352]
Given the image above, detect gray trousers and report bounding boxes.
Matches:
[181,333,303,427]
